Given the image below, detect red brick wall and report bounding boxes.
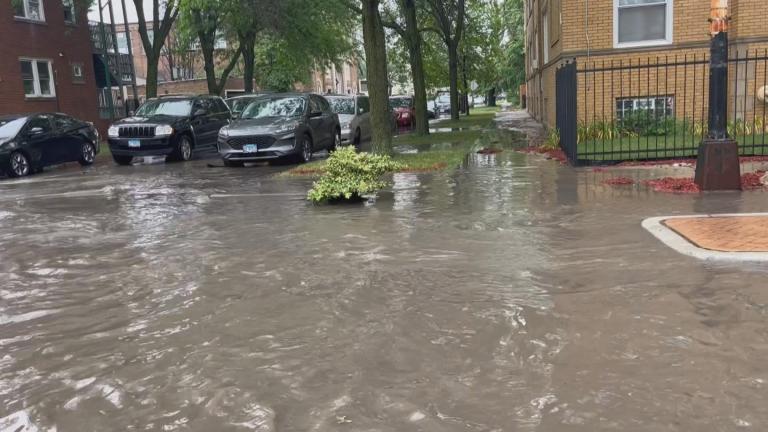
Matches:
[0,2,99,124]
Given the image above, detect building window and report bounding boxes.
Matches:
[71,62,84,83]
[62,0,75,23]
[615,96,674,119]
[116,32,130,54]
[14,0,45,21]
[20,59,55,98]
[614,0,673,48]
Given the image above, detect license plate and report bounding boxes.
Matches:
[242,144,258,153]
[128,140,140,148]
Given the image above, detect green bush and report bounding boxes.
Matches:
[307,146,403,204]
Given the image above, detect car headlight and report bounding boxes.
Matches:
[219,127,230,138]
[108,125,119,138]
[155,125,174,137]
[340,121,350,129]
[275,121,299,135]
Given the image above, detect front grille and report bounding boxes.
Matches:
[227,136,276,150]
[118,125,155,138]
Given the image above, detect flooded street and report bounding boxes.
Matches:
[2,149,768,431]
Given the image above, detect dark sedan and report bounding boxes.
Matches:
[217,93,340,167]
[0,113,99,178]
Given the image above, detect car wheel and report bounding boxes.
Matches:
[329,130,340,152]
[223,159,244,168]
[79,142,96,166]
[353,128,361,150]
[299,134,313,164]
[8,151,31,178]
[113,155,133,166]
[167,135,193,163]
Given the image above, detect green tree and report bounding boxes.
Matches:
[425,0,466,120]
[383,0,430,136]
[346,0,393,155]
[133,0,180,98]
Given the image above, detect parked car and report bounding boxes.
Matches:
[226,94,267,118]
[389,96,415,128]
[107,94,231,165]
[0,113,99,178]
[326,94,371,148]
[217,93,340,167]
[433,92,451,115]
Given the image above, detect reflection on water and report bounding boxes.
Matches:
[1,152,768,430]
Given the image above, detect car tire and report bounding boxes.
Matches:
[328,130,340,152]
[113,155,133,166]
[167,135,193,163]
[298,134,313,164]
[223,159,244,168]
[7,151,31,178]
[78,142,97,166]
[353,128,361,150]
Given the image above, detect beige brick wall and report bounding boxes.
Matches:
[526,0,768,128]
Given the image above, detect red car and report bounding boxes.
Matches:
[389,96,415,128]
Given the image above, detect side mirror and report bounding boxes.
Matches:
[128,110,135,116]
[29,127,45,136]
[193,108,208,117]
[358,107,365,115]
[309,111,323,118]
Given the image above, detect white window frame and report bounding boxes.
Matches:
[14,0,46,22]
[20,58,56,98]
[613,0,673,49]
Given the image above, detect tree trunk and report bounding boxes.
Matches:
[447,42,459,120]
[145,53,159,97]
[199,35,218,94]
[362,0,393,155]
[487,87,496,107]
[462,54,469,116]
[240,32,256,93]
[403,0,428,136]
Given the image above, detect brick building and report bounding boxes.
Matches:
[1,0,99,124]
[525,0,768,128]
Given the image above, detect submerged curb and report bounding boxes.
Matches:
[642,213,768,263]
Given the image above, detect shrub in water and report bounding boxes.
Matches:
[308,146,403,204]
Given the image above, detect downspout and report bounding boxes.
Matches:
[585,0,590,59]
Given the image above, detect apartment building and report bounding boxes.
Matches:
[525,0,768,128]
[1,0,99,123]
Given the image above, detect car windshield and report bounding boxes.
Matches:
[436,94,450,103]
[327,97,355,115]
[135,99,193,117]
[228,97,259,114]
[241,97,306,119]
[389,98,412,109]
[0,117,28,140]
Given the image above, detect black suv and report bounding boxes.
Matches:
[107,94,231,165]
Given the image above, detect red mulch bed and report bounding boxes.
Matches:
[617,156,768,167]
[742,170,767,190]
[517,147,567,164]
[602,176,636,186]
[631,171,767,193]
[477,147,503,155]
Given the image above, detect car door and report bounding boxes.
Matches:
[358,96,372,140]
[53,114,85,162]
[318,96,336,145]
[307,96,326,148]
[24,114,57,166]
[212,97,232,142]
[191,98,216,148]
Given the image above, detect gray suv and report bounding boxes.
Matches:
[217,93,340,167]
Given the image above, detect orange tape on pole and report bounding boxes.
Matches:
[710,0,729,35]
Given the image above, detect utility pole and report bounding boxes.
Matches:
[106,0,127,117]
[694,0,741,190]
[97,0,114,120]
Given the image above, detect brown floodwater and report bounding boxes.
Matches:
[1,150,768,431]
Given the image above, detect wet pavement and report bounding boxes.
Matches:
[2,142,768,431]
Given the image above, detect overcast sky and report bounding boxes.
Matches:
[87,0,152,23]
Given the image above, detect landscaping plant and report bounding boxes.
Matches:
[308,146,403,204]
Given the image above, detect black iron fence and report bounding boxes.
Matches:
[556,49,768,165]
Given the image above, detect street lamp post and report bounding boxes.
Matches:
[694,0,741,190]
